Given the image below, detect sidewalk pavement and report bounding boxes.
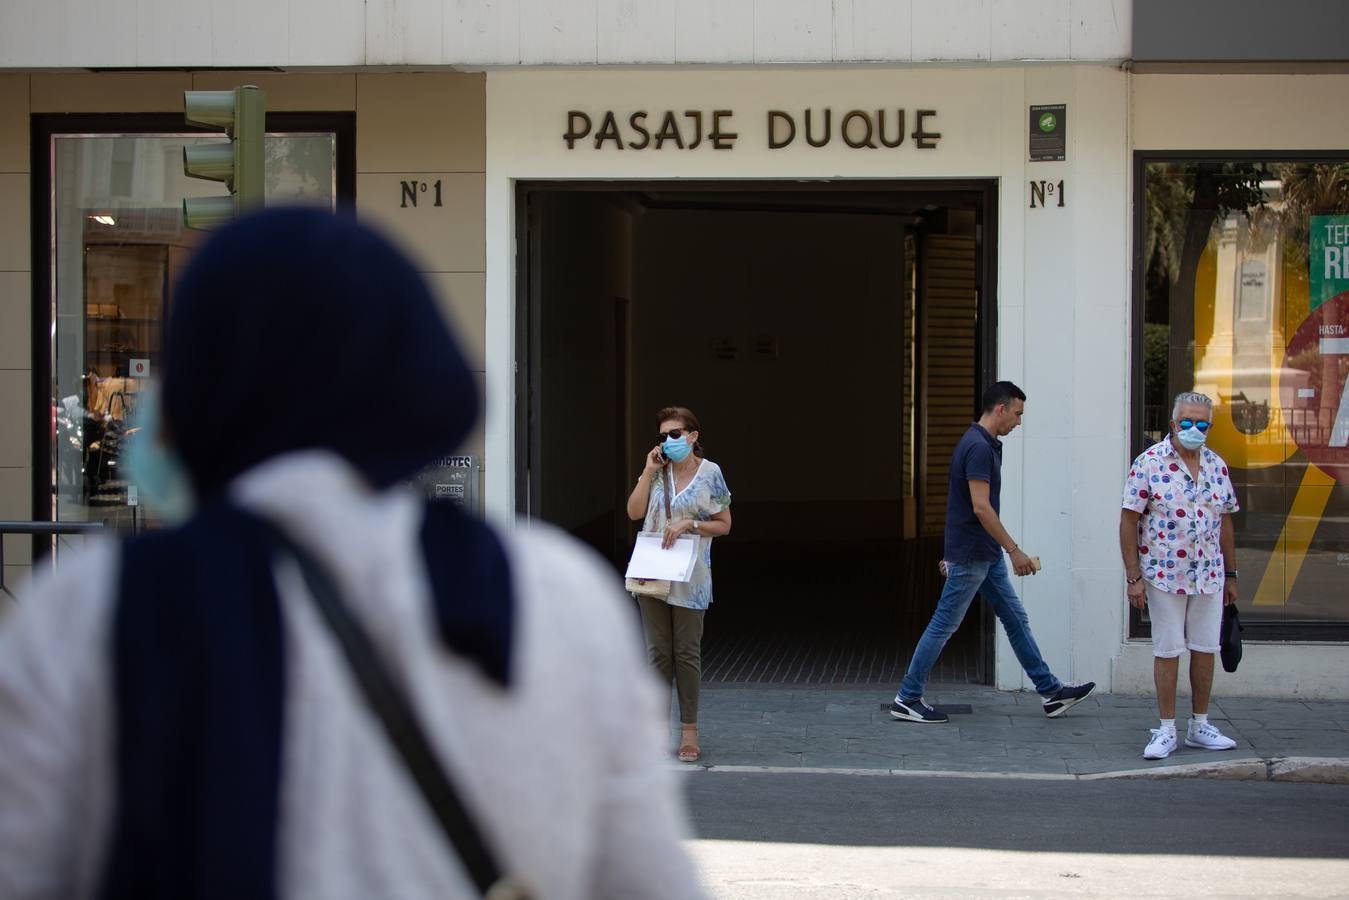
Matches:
[675,684,1349,783]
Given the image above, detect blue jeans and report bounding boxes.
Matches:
[897,556,1061,701]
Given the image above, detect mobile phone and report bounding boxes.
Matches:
[660,448,669,461]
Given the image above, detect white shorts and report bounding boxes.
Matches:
[1146,582,1222,658]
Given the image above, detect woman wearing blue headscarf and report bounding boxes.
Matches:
[0,209,705,900]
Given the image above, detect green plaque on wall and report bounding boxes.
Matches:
[1028,104,1066,162]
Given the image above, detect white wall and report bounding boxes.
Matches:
[1112,642,1348,699]
[0,0,1131,69]
[1133,74,1349,150]
[485,64,1132,691]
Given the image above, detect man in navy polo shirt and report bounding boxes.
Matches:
[890,381,1095,723]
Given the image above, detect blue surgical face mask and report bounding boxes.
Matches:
[125,382,196,525]
[662,435,692,463]
[1176,426,1208,451]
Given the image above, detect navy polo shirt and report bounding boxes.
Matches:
[944,424,1003,565]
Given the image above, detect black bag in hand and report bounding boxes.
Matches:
[1220,605,1243,673]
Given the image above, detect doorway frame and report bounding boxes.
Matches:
[514,177,1000,681]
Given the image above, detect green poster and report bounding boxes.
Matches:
[1310,214,1349,310]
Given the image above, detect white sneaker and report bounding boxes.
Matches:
[1185,720,1237,751]
[1143,728,1177,759]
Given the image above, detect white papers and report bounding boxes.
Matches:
[624,532,699,583]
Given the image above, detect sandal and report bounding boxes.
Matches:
[677,726,700,763]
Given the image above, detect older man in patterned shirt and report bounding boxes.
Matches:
[1120,391,1241,760]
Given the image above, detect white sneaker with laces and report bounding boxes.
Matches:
[1143,728,1177,760]
[1185,720,1237,751]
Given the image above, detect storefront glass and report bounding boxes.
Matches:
[50,132,337,533]
[1138,157,1349,633]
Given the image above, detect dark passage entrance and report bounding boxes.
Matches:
[517,182,997,685]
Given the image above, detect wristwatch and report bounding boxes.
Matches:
[1126,574,1143,585]
[1225,570,1238,578]
[692,520,700,534]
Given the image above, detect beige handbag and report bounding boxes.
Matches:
[626,466,674,600]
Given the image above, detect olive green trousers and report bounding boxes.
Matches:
[635,595,706,725]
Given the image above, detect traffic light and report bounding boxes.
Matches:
[182,85,266,229]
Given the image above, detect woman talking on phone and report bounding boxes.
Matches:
[626,407,732,763]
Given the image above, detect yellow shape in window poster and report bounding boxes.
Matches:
[1191,246,1300,470]
[1253,464,1337,606]
[1191,242,1346,608]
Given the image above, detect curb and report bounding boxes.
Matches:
[685,756,1349,785]
[1082,756,1349,784]
[1268,757,1349,784]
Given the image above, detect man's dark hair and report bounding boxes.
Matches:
[981,380,1027,413]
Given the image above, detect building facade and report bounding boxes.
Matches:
[1,0,1345,697]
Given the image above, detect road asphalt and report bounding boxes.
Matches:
[682,772,1349,899]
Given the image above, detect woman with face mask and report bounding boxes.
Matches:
[625,407,733,763]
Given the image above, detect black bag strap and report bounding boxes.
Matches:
[267,524,530,900]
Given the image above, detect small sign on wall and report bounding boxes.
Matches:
[1028,180,1065,208]
[399,179,444,208]
[1029,104,1066,162]
[752,335,779,362]
[710,337,740,361]
[412,455,480,513]
[129,358,151,378]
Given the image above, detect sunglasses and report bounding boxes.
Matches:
[659,428,691,440]
[1177,419,1211,432]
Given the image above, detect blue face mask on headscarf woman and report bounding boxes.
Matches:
[123,381,194,525]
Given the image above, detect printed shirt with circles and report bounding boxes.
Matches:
[1121,435,1239,596]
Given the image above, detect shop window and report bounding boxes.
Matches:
[36,115,354,539]
[1135,155,1349,639]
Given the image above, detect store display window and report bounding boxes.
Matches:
[1135,154,1349,638]
[36,115,354,540]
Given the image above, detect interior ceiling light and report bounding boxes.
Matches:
[91,214,116,225]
